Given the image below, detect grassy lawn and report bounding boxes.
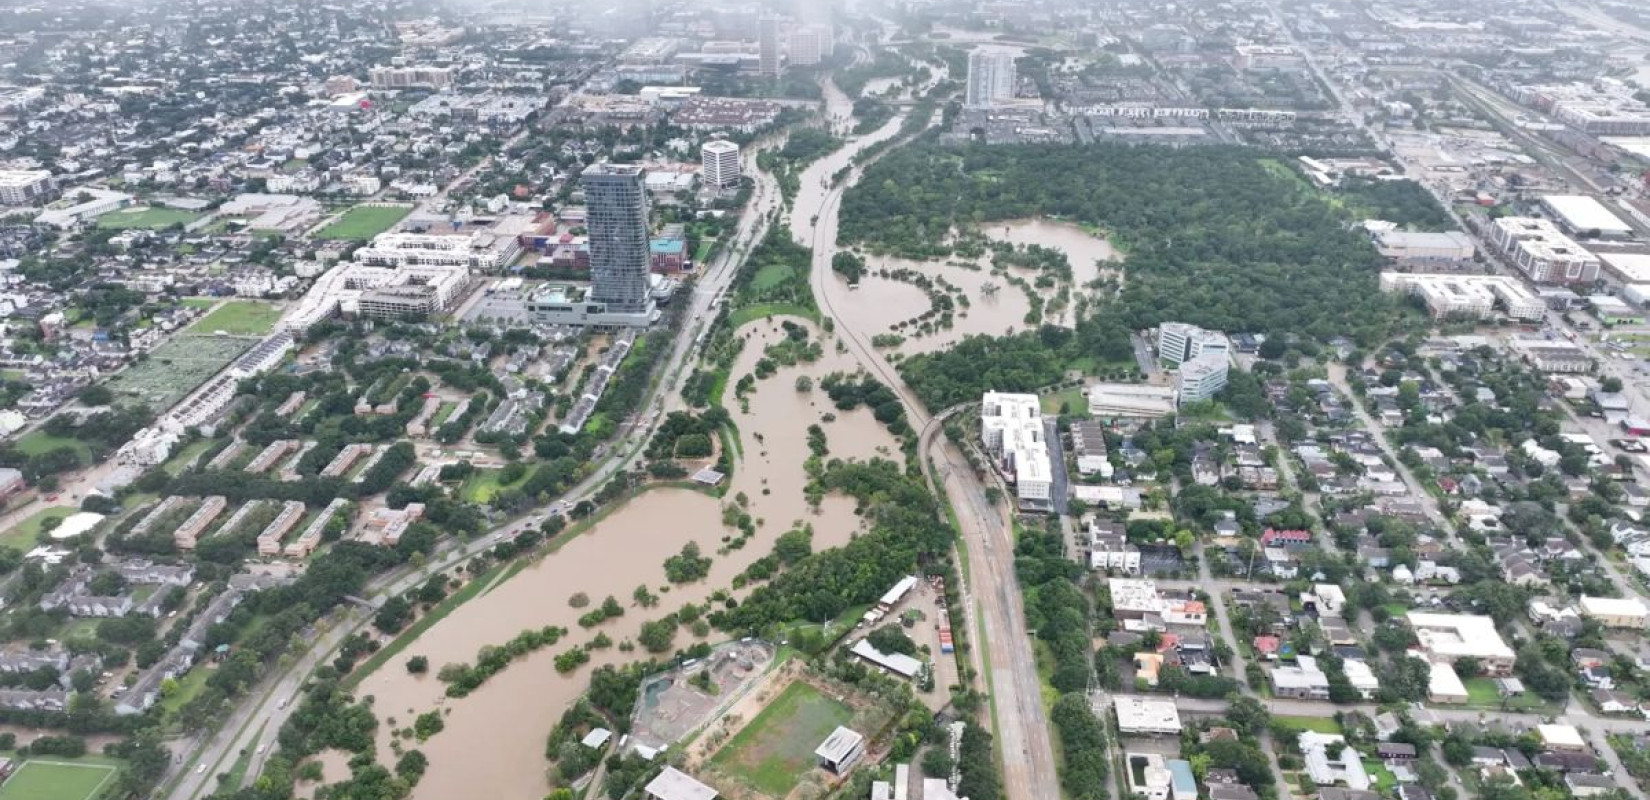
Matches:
[1464,677,1499,706]
[1040,386,1087,416]
[96,206,202,230]
[694,239,716,264]
[1462,677,1551,712]
[313,204,412,240]
[1363,759,1396,791]
[0,506,75,553]
[218,721,267,790]
[710,681,853,796]
[13,430,91,462]
[1382,602,1410,617]
[188,301,283,336]
[0,757,122,800]
[459,469,528,504]
[431,401,458,429]
[1273,715,1341,734]
[61,618,100,643]
[750,263,795,292]
[729,303,819,328]
[163,438,219,476]
[159,664,212,719]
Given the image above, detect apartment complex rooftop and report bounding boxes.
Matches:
[1407,612,1515,662]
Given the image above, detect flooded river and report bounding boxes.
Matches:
[337,70,924,799]
[816,219,1122,355]
[829,257,1032,356]
[990,218,1123,288]
[353,315,895,798]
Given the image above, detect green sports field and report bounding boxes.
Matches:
[0,758,119,800]
[710,681,853,796]
[188,301,283,336]
[96,207,202,230]
[0,506,75,553]
[313,205,412,240]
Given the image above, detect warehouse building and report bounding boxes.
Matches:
[1372,229,1476,263]
[1542,195,1633,239]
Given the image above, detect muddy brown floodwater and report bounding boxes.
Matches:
[827,218,1124,345]
[990,218,1123,289]
[351,317,897,799]
[831,256,1033,356]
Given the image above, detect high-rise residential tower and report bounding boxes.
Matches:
[582,164,654,316]
[965,49,1017,108]
[758,16,781,78]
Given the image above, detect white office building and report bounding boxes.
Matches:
[966,49,1017,108]
[981,391,1052,509]
[1156,322,1228,367]
[701,140,741,189]
[0,170,56,206]
[1114,696,1182,735]
[1176,352,1229,406]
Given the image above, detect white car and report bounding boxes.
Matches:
[196,765,207,775]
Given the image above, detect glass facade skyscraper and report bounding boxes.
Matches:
[582,163,653,315]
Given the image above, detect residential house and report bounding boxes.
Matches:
[1377,744,1418,761]
[1565,774,1617,798]
[1271,655,1331,700]
[1593,688,1636,714]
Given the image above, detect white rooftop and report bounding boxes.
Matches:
[815,726,865,763]
[1542,195,1632,236]
[1600,252,1650,283]
[645,767,718,800]
[851,639,924,678]
[1114,695,1182,733]
[51,511,105,540]
[1427,659,1467,698]
[1578,595,1649,619]
[1407,612,1515,661]
[1108,578,1163,614]
[879,575,918,607]
[1537,723,1586,750]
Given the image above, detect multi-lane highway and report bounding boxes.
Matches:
[788,67,1062,800]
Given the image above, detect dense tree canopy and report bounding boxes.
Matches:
[839,143,1401,345]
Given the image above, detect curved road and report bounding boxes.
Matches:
[790,76,1061,800]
